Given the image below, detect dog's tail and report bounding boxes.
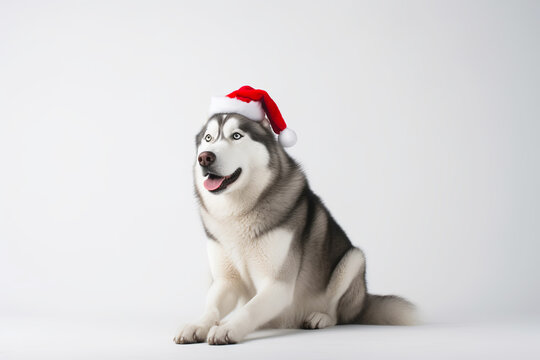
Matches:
[355,294,418,325]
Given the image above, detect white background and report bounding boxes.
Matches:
[1,1,539,359]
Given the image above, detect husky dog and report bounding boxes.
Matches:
[174,113,417,345]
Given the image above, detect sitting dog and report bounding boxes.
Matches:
[174,86,416,345]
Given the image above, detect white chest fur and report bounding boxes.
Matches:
[204,214,294,293]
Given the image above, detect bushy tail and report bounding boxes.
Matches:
[356,294,418,325]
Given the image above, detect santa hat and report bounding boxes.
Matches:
[209,86,297,147]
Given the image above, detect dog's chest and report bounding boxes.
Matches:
[205,215,294,290]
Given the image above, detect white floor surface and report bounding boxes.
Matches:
[1,315,539,360]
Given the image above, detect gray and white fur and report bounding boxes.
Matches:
[174,113,417,345]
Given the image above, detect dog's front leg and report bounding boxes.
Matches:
[207,280,293,345]
[174,278,241,344]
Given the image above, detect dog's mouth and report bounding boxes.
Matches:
[203,168,242,193]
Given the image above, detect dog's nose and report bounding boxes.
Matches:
[198,151,216,167]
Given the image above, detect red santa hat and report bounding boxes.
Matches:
[209,86,297,147]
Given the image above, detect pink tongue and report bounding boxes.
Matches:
[204,176,226,191]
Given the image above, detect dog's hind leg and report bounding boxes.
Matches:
[303,247,366,329]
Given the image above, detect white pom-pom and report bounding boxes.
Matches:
[278,127,297,147]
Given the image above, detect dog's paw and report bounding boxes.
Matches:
[207,323,245,345]
[302,312,336,330]
[174,323,213,344]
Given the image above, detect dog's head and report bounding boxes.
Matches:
[194,113,279,198]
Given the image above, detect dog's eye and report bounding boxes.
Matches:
[232,132,243,140]
[204,134,212,142]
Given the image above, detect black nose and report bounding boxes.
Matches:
[198,151,216,167]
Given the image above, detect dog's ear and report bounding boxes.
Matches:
[261,117,272,130]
